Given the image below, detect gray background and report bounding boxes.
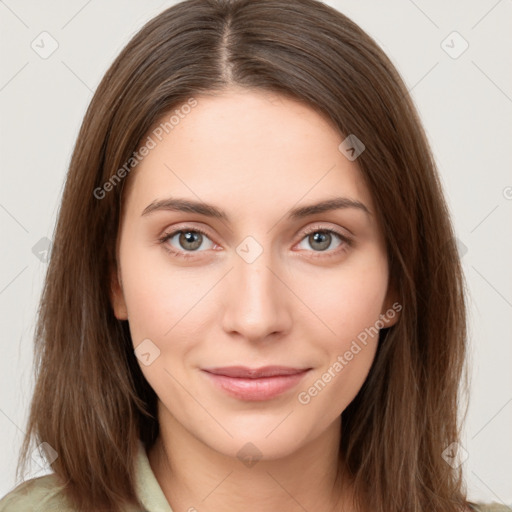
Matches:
[1,0,511,504]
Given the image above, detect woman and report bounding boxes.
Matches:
[0,0,509,511]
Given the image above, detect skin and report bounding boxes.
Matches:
[111,87,400,512]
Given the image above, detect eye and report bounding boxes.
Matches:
[158,224,353,260]
[296,225,352,257]
[158,226,215,259]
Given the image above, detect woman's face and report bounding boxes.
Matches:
[111,88,399,459]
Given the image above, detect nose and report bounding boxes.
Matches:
[220,244,292,344]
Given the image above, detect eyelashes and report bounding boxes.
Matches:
[298,226,352,256]
[158,224,353,260]
[158,226,214,260]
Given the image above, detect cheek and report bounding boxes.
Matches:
[119,235,204,343]
[296,340,377,424]
[296,282,385,417]
[298,248,389,346]
[119,252,200,403]
[293,250,387,404]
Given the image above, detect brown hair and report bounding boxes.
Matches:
[17,0,471,510]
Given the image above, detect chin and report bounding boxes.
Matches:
[200,419,310,463]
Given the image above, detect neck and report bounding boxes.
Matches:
[147,404,356,512]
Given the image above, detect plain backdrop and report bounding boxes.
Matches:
[1,0,511,505]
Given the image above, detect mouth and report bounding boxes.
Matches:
[201,366,312,401]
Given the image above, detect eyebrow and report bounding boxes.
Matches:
[141,196,371,221]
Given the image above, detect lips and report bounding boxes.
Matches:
[203,365,309,378]
[201,365,311,401]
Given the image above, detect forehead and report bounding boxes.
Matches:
[122,89,374,220]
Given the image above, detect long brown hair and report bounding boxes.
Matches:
[17,0,471,510]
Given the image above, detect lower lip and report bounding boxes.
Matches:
[202,370,310,401]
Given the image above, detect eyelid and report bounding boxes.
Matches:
[300,222,352,240]
[295,223,353,257]
[158,223,216,248]
[158,222,353,258]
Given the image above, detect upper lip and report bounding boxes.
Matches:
[202,366,310,378]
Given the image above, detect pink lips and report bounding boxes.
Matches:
[201,366,311,401]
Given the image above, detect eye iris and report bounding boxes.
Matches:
[309,231,331,251]
[172,230,338,253]
[179,231,202,251]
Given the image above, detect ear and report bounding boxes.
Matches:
[110,264,128,320]
[379,284,401,329]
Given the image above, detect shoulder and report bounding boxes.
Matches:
[0,473,72,512]
[468,502,512,512]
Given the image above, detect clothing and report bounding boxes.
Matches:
[468,507,512,512]
[0,441,510,511]
[0,441,171,512]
